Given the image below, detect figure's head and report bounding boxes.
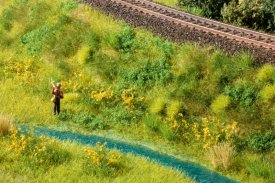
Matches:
[56,83,61,89]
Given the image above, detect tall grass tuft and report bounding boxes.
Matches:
[257,65,275,83]
[209,143,234,170]
[211,95,230,114]
[0,115,12,135]
[77,45,91,64]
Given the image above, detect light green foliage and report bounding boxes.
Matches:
[260,85,275,102]
[245,155,275,182]
[257,65,275,83]
[150,97,166,114]
[166,100,181,118]
[211,95,230,113]
[77,45,91,64]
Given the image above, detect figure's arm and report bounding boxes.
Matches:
[60,91,64,99]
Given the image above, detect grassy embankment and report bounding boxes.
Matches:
[0,0,274,182]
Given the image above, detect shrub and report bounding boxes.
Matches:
[260,85,275,103]
[209,143,234,170]
[224,81,257,108]
[257,65,275,83]
[0,115,12,136]
[114,26,135,52]
[211,95,230,114]
[83,142,125,177]
[121,59,172,88]
[73,112,94,126]
[247,132,275,153]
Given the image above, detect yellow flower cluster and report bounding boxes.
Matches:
[121,90,134,110]
[63,72,92,92]
[91,87,114,102]
[181,117,238,149]
[9,127,55,165]
[84,142,119,167]
[3,58,36,85]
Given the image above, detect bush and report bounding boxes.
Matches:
[247,132,275,153]
[224,81,257,108]
[208,143,234,170]
[114,26,135,52]
[121,59,172,88]
[178,0,230,19]
[0,115,12,136]
[211,95,230,114]
[221,0,275,33]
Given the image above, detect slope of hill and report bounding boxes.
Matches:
[0,0,274,182]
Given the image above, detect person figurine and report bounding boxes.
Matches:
[51,82,64,115]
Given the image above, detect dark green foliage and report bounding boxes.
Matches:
[231,135,248,152]
[221,0,275,33]
[121,59,172,88]
[72,112,107,130]
[21,24,54,56]
[178,0,230,19]
[247,132,275,153]
[0,7,14,31]
[114,26,135,52]
[224,82,258,108]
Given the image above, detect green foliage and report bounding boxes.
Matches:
[143,114,162,132]
[59,0,78,10]
[150,97,166,114]
[77,45,92,64]
[166,100,181,118]
[245,156,275,182]
[247,132,275,153]
[257,65,275,83]
[83,142,126,178]
[121,59,172,88]
[211,95,230,114]
[260,85,275,103]
[0,6,14,31]
[114,26,135,52]
[222,0,275,33]
[224,81,257,108]
[178,0,230,19]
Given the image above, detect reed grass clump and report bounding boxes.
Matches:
[0,115,12,136]
[209,143,234,170]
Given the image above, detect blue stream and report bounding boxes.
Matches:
[21,126,238,183]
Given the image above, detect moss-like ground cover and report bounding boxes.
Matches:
[0,0,274,182]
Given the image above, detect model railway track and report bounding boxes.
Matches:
[126,0,275,50]
[81,0,275,63]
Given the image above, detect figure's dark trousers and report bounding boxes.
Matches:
[53,98,60,115]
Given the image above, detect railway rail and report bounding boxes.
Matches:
[81,0,275,63]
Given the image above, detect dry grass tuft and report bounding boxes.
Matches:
[209,143,234,170]
[0,115,12,136]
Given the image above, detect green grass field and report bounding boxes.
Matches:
[0,0,274,182]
